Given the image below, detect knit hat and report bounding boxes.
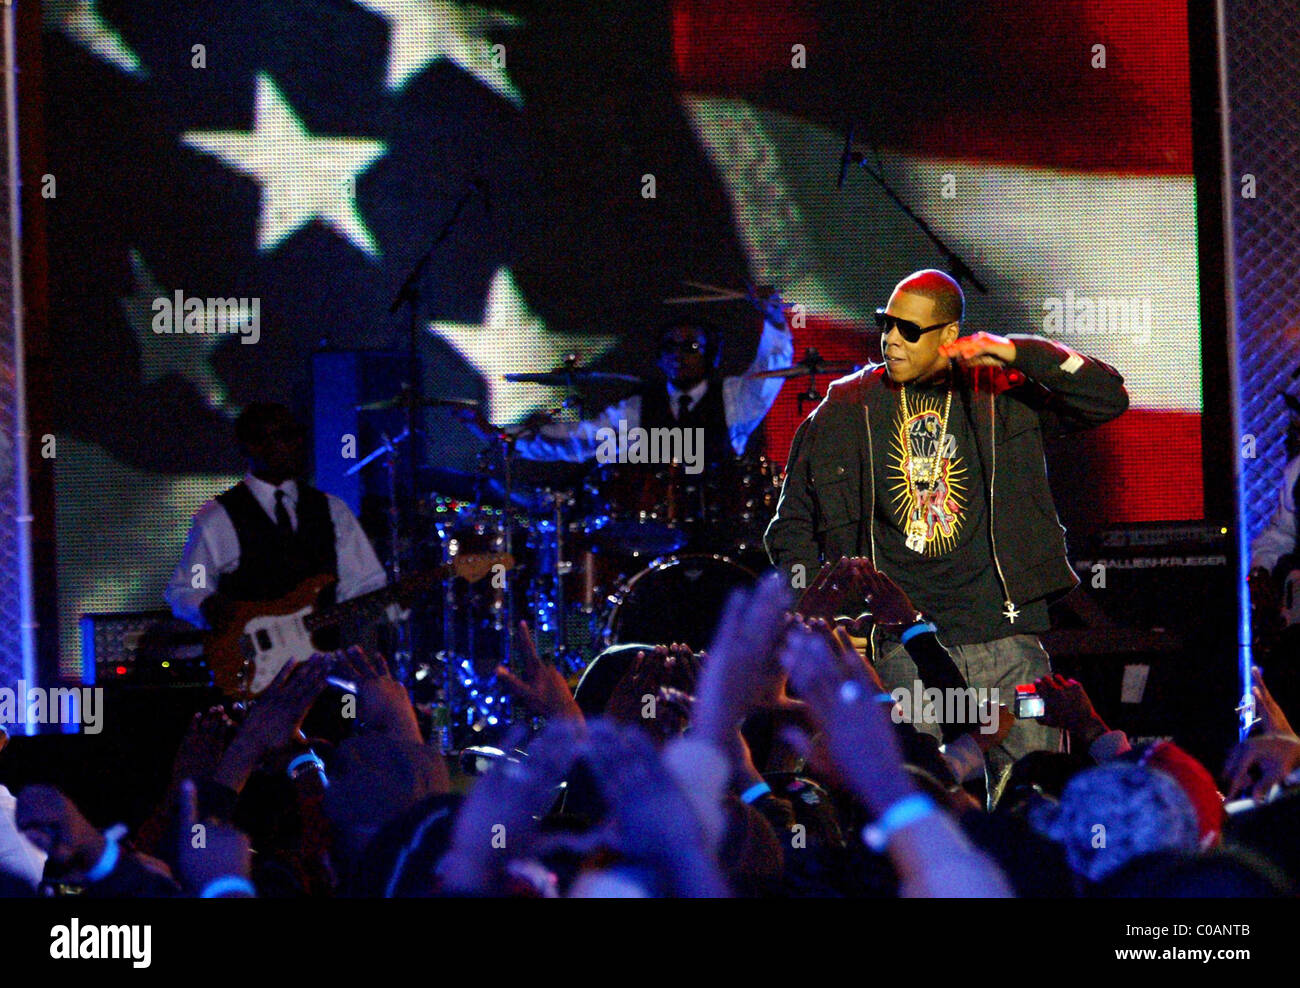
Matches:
[1029,763,1200,883]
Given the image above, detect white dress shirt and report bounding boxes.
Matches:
[1252,454,1300,574]
[0,784,46,891]
[512,318,794,462]
[165,473,388,628]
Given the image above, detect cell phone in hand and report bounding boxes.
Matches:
[1013,685,1045,719]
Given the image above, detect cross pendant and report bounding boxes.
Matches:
[1003,601,1019,623]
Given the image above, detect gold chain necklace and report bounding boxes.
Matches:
[899,371,953,553]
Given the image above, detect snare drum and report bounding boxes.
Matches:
[600,553,756,652]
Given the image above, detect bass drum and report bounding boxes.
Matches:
[600,554,756,652]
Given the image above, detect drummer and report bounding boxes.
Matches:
[473,290,793,467]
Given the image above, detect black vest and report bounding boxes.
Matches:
[640,376,741,467]
[215,482,338,602]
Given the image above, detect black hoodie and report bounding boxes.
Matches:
[764,335,1129,633]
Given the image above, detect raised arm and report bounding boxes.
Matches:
[942,332,1129,433]
[722,291,794,456]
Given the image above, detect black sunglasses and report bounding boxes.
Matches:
[875,309,953,344]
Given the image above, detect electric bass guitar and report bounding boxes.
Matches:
[205,553,513,698]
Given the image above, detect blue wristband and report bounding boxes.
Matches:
[740,781,772,804]
[900,621,938,645]
[287,751,327,784]
[861,794,938,852]
[199,875,257,899]
[85,824,127,883]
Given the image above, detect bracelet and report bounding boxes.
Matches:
[861,794,938,852]
[287,751,327,784]
[85,823,128,882]
[740,781,772,804]
[900,620,938,644]
[199,875,257,899]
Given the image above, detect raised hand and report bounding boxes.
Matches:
[440,720,583,893]
[1224,734,1300,802]
[335,646,421,744]
[174,779,252,896]
[692,570,794,744]
[496,621,584,724]
[796,557,863,623]
[777,623,913,816]
[580,719,729,897]
[15,785,106,881]
[939,331,1016,367]
[1251,665,1296,737]
[170,705,235,787]
[854,560,920,633]
[214,656,330,791]
[604,643,699,739]
[1033,673,1108,744]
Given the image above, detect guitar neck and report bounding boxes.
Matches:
[303,564,450,633]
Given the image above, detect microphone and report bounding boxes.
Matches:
[837,121,855,189]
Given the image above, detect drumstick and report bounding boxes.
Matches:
[664,279,749,305]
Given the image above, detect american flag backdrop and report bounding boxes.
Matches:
[28,0,1208,679]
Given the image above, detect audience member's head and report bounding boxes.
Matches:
[1029,763,1201,883]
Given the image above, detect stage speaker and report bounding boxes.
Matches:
[1043,522,1239,770]
[311,349,411,518]
[80,610,209,687]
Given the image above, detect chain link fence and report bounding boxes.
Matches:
[1227,0,1300,541]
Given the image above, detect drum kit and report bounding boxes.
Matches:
[347,354,794,750]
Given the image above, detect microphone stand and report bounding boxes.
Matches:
[387,180,483,695]
[841,133,988,294]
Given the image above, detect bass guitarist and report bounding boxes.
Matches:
[166,402,390,647]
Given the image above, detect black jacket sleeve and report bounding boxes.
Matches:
[1007,335,1129,435]
[764,413,822,586]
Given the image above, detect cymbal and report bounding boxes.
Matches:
[504,369,642,386]
[355,395,481,412]
[749,360,861,380]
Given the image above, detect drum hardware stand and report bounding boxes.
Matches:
[345,426,417,686]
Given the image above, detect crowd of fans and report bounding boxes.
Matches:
[0,565,1297,898]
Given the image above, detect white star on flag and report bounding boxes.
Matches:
[44,0,146,78]
[354,0,523,103]
[121,249,233,413]
[181,73,388,258]
[428,268,619,424]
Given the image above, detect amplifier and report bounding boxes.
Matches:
[1045,521,1239,770]
[1063,521,1232,635]
[79,610,210,687]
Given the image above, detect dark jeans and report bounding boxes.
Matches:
[873,633,1061,794]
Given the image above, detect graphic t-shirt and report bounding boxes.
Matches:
[872,373,1047,645]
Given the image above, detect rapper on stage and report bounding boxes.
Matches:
[765,270,1129,789]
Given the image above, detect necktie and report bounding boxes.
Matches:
[274,490,293,536]
[677,393,691,421]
